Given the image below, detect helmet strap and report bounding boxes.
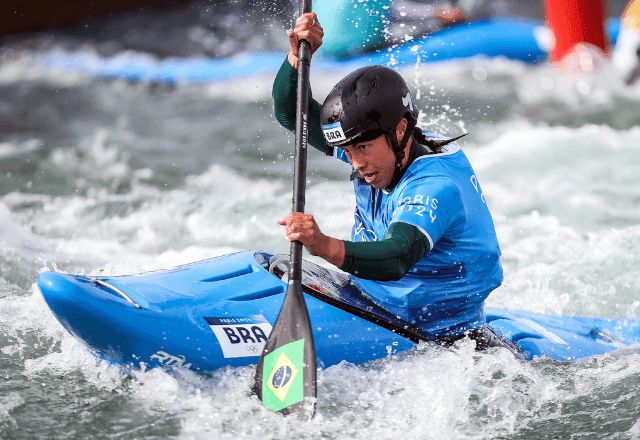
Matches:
[384,118,418,193]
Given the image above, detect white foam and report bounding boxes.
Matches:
[172,341,546,439]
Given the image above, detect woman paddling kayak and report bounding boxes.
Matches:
[275,13,521,356]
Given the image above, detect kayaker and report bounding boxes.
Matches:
[275,13,522,357]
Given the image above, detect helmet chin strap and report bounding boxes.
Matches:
[383,118,418,193]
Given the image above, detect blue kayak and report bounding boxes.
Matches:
[37,250,640,373]
[38,17,621,83]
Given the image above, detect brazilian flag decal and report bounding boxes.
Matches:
[261,338,305,412]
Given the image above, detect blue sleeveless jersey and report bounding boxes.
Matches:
[334,132,503,336]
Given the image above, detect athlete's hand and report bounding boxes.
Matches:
[279,212,326,251]
[279,212,345,267]
[287,12,323,68]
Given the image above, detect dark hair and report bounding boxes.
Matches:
[412,127,467,154]
[383,129,467,154]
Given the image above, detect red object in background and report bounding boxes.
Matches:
[434,7,468,24]
[544,0,609,62]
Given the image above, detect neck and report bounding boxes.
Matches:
[382,139,427,193]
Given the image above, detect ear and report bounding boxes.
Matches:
[396,118,408,141]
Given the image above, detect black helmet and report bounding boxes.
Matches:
[320,65,418,159]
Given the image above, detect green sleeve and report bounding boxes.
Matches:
[339,222,431,281]
[272,57,330,154]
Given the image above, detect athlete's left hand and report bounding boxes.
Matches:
[279,212,345,267]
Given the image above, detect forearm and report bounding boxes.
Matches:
[287,52,299,69]
[339,222,430,281]
[272,58,329,153]
[316,236,345,268]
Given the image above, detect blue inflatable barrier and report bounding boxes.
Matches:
[314,0,391,59]
[39,17,621,83]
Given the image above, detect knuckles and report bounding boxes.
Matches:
[290,13,323,55]
[296,12,318,25]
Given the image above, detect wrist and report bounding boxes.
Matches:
[287,52,298,69]
[318,236,345,268]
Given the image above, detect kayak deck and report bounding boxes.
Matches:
[36,250,640,373]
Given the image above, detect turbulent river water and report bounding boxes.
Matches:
[1,1,640,438]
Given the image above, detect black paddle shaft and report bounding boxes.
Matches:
[253,0,317,419]
[290,0,313,283]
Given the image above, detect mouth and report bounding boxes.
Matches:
[363,172,378,183]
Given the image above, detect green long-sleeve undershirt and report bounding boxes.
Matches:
[272,58,330,154]
[342,222,431,281]
[273,58,431,281]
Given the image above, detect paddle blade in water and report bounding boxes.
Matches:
[253,282,317,417]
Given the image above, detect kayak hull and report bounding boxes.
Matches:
[37,250,640,373]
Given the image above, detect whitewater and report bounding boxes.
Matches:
[1,1,640,438]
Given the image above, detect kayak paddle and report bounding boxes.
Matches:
[252,0,317,418]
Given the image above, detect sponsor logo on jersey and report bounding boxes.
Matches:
[205,315,272,358]
[398,194,439,222]
[322,122,346,143]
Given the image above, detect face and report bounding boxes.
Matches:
[339,119,410,189]
[339,134,396,189]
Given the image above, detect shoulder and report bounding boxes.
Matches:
[401,152,462,185]
[392,158,463,205]
[396,174,461,202]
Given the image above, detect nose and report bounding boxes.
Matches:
[349,153,366,171]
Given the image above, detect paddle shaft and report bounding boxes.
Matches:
[290,0,312,283]
[252,0,316,418]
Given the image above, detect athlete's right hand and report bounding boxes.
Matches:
[287,12,323,68]
[278,212,345,268]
